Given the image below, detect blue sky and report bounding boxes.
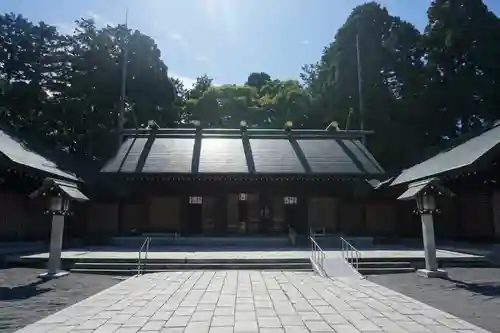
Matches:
[4,0,500,87]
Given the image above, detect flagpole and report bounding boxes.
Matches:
[356,30,364,133]
[118,8,129,146]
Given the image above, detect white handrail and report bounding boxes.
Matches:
[310,236,326,274]
[340,237,361,273]
[137,237,151,275]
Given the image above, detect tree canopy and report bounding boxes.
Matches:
[1,0,500,170]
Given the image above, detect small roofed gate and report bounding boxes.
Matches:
[149,197,181,233]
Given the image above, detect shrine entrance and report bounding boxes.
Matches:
[187,196,203,235]
[226,193,288,235]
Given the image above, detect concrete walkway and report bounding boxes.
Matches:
[16,271,490,332]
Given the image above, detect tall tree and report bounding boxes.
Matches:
[246,72,271,92]
[54,19,176,160]
[186,74,213,100]
[301,2,426,169]
[424,0,500,140]
[0,13,67,136]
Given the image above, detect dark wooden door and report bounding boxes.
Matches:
[259,195,272,234]
[285,196,307,234]
[187,196,203,235]
[149,197,181,233]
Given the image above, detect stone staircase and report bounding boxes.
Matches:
[69,258,313,275]
[356,261,415,275]
[70,235,313,275]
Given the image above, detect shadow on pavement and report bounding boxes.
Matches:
[0,280,51,301]
[444,277,500,299]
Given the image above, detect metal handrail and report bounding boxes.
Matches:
[288,226,297,246]
[137,237,151,275]
[340,237,361,273]
[310,236,326,274]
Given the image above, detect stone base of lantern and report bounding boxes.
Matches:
[416,268,448,279]
[39,271,69,280]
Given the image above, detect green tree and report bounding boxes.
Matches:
[0,13,68,136]
[186,74,213,100]
[424,0,500,140]
[301,2,426,169]
[245,72,271,92]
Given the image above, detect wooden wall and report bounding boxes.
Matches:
[3,181,496,242]
[0,191,49,241]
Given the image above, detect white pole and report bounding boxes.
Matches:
[356,32,364,134]
[118,8,129,146]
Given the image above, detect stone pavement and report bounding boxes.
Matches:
[16,271,490,333]
[0,268,121,333]
[369,267,500,333]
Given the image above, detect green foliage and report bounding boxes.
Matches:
[0,14,175,161]
[181,77,312,128]
[245,72,271,91]
[2,0,500,172]
[424,0,500,138]
[300,0,500,170]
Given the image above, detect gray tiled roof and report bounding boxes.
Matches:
[200,138,247,173]
[392,124,500,186]
[101,128,384,177]
[0,128,78,181]
[251,138,305,173]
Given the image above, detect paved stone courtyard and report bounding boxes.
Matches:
[0,268,121,333]
[17,270,490,333]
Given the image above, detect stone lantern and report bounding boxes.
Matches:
[398,177,454,278]
[30,178,88,279]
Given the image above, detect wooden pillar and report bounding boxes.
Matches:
[492,190,500,240]
[180,195,189,236]
[215,194,227,236]
[298,195,309,234]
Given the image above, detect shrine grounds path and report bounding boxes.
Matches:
[0,268,121,333]
[15,270,492,333]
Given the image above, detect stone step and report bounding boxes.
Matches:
[71,258,311,264]
[356,256,491,267]
[359,267,416,275]
[357,261,412,269]
[70,268,314,275]
[72,261,313,271]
